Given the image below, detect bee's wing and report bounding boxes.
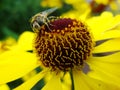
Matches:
[42,7,58,16]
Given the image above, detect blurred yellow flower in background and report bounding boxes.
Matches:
[95,0,112,5]
[40,0,63,8]
[0,37,16,54]
[41,0,91,20]
[40,0,120,18]
[93,0,120,13]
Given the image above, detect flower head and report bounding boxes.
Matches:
[33,18,94,72]
[1,10,120,90]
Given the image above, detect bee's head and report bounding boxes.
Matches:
[30,13,45,33]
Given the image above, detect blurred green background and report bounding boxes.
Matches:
[0,0,73,40]
[0,0,42,40]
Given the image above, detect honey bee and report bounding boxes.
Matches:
[30,7,58,32]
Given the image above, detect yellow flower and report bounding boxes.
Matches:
[61,6,91,21]
[0,84,10,90]
[0,37,16,54]
[64,0,89,10]
[40,0,91,20]
[1,11,120,90]
[40,0,63,8]
[93,0,120,12]
[22,69,37,81]
[94,0,110,5]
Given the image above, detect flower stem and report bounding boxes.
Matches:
[70,69,74,90]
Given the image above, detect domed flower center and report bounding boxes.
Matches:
[33,18,94,71]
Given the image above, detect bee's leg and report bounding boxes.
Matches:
[46,16,57,26]
[45,16,58,31]
[48,16,57,20]
[44,22,52,31]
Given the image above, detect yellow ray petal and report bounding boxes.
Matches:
[73,70,120,90]
[109,1,118,10]
[73,71,90,90]
[14,70,46,90]
[61,72,71,90]
[94,38,120,53]
[88,53,120,75]
[0,84,10,90]
[42,73,62,90]
[22,70,37,81]
[0,51,38,84]
[90,52,120,63]
[87,12,120,40]
[87,12,113,34]
[94,30,120,41]
[95,0,109,5]
[17,31,34,51]
[87,53,120,86]
[88,69,120,88]
[81,73,120,90]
